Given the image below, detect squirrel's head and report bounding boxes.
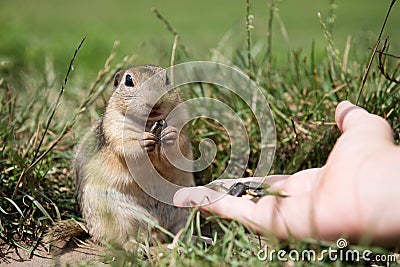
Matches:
[111,65,181,123]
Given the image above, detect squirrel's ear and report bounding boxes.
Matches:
[113,70,123,89]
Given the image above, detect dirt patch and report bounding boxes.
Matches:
[0,241,106,267]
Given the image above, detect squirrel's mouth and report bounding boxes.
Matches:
[148,109,166,120]
[146,110,167,131]
[146,111,168,130]
[147,103,167,120]
[148,110,163,118]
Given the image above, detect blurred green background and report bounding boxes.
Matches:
[1,0,399,77]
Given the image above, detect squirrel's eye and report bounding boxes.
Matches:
[125,74,134,87]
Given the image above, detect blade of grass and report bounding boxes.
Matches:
[0,197,24,217]
[23,194,54,224]
[12,35,87,198]
[31,35,87,164]
[152,7,189,58]
[355,0,397,105]
[245,0,253,71]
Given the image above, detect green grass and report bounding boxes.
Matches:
[1,0,400,265]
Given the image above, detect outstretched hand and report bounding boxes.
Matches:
[173,101,400,245]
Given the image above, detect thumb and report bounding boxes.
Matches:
[335,100,393,142]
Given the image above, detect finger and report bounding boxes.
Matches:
[173,176,291,220]
[173,186,230,208]
[335,101,393,141]
[173,186,258,221]
[335,100,363,132]
[173,184,317,239]
[173,168,324,239]
[174,170,319,216]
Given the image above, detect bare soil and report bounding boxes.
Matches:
[0,241,106,267]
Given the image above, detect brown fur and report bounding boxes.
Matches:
[73,65,194,251]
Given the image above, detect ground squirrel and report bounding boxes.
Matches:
[72,65,195,251]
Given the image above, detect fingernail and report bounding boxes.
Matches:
[173,187,192,207]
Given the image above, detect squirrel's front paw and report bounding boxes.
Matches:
[140,132,157,152]
[160,126,178,145]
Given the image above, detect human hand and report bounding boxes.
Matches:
[173,101,400,245]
